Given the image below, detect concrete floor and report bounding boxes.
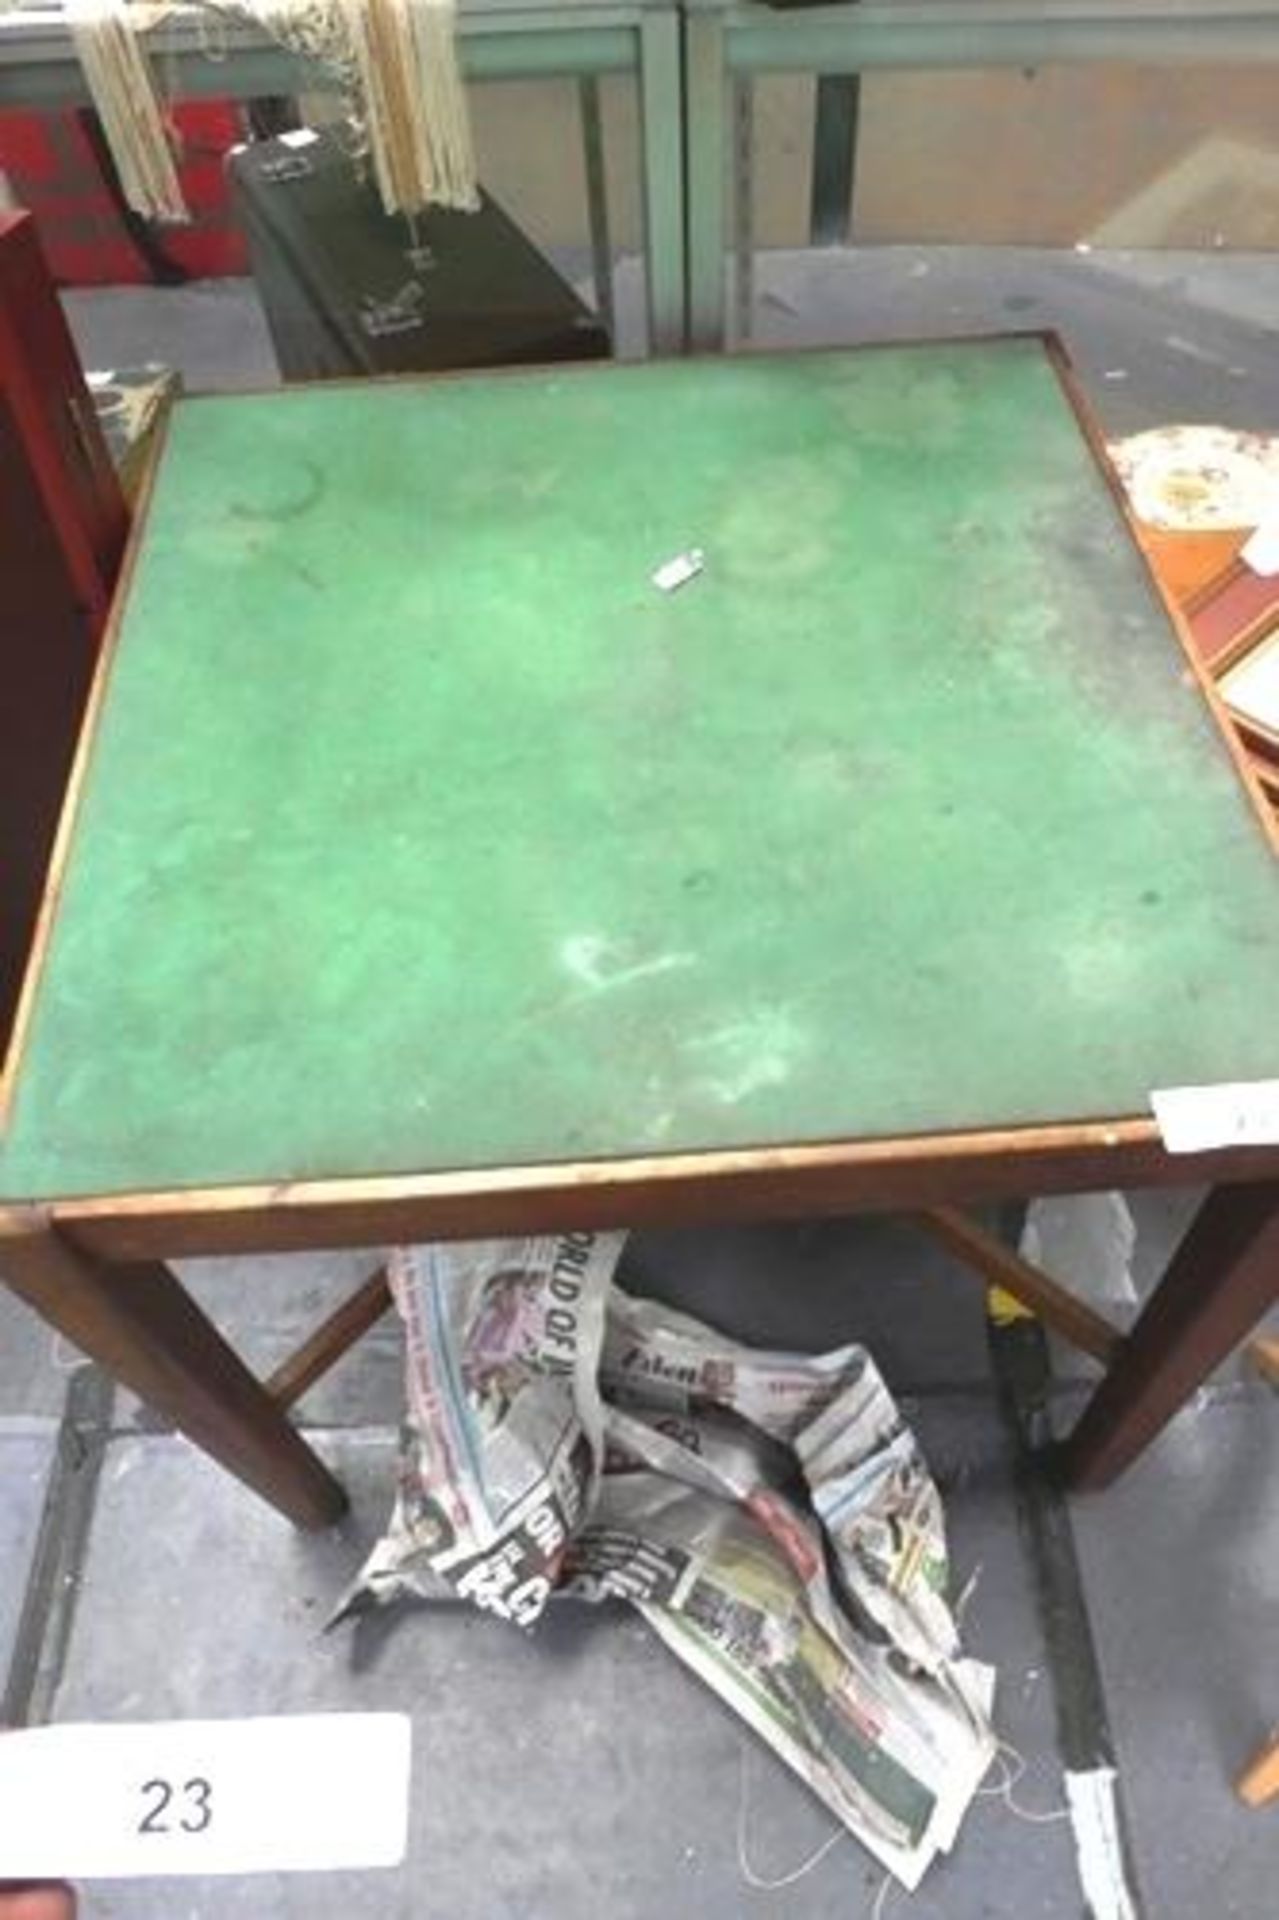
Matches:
[3,1208,1276,1918]
[61,242,1279,434]
[3,245,1278,1916]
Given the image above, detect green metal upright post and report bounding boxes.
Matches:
[639,7,688,352]
[684,8,729,349]
[680,0,1279,356]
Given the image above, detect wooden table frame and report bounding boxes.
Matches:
[4,344,1279,1530]
[3,1129,1278,1528]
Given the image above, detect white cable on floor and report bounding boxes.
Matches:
[68,0,189,222]
[976,1739,1073,1824]
[733,1737,1072,1900]
[734,1747,847,1891]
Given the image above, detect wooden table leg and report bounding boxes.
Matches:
[1063,1181,1279,1491]
[1237,1731,1279,1808]
[0,1206,347,1530]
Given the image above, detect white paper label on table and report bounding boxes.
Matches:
[651,548,704,592]
[1241,517,1279,576]
[1150,1080,1279,1153]
[278,127,321,150]
[0,1714,411,1881]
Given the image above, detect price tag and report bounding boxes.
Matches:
[0,1714,411,1881]
[1241,518,1279,578]
[1150,1080,1279,1153]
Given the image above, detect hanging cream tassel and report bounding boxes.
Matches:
[405,0,478,213]
[70,0,476,226]
[336,0,478,216]
[68,0,189,223]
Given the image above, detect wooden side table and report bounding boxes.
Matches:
[3,338,1279,1527]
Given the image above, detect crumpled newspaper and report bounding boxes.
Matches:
[349,1232,620,1626]
[345,1233,995,1889]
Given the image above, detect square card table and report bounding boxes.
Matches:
[4,337,1279,1528]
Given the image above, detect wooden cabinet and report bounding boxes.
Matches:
[0,210,127,1055]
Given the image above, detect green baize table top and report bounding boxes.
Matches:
[5,338,1279,1202]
